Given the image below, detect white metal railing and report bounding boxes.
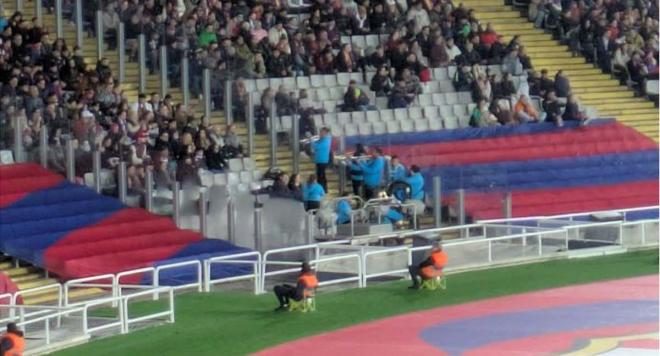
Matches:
[155,260,203,294]
[261,241,350,293]
[204,251,261,294]
[361,246,411,287]
[122,287,175,333]
[479,206,659,224]
[312,254,363,288]
[64,274,117,308]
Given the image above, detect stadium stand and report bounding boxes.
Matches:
[0,163,252,285]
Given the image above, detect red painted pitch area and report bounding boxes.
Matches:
[258,275,659,356]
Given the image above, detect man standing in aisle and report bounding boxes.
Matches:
[313,128,332,192]
[360,147,385,200]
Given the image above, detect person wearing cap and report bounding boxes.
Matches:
[0,323,24,356]
[273,262,318,311]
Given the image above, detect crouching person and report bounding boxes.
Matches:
[408,243,448,289]
[273,262,318,311]
[0,323,24,356]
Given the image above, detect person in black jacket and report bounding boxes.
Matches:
[343,80,371,111]
[543,91,564,126]
[554,70,571,98]
[370,66,393,97]
[562,94,586,122]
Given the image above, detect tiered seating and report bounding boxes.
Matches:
[345,119,659,219]
[0,164,251,284]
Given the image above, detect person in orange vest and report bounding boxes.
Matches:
[408,242,448,289]
[0,323,24,356]
[273,262,319,311]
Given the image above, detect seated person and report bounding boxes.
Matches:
[336,196,353,225]
[408,243,448,289]
[302,174,325,211]
[390,156,407,182]
[273,262,319,311]
[562,94,586,122]
[513,95,542,123]
[403,165,425,201]
[343,80,371,112]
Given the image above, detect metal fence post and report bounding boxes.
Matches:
[173,182,181,227]
[12,113,24,163]
[181,53,189,108]
[35,0,43,27]
[118,161,127,203]
[269,102,277,167]
[227,198,236,244]
[304,212,315,261]
[145,168,153,212]
[92,150,101,193]
[159,45,168,97]
[39,126,48,168]
[503,192,512,219]
[75,0,83,49]
[246,94,255,157]
[224,80,233,125]
[199,188,208,236]
[117,22,126,83]
[292,112,300,173]
[65,139,75,182]
[138,34,146,93]
[16,0,23,12]
[337,163,346,197]
[253,206,263,253]
[433,177,442,228]
[203,69,211,119]
[457,189,466,226]
[96,10,104,60]
[54,0,63,38]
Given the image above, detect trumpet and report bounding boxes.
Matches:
[299,135,320,144]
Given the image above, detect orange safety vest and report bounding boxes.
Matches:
[298,273,319,297]
[2,333,24,356]
[421,250,448,279]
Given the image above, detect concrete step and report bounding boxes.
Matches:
[577,91,635,100]
[571,79,620,88]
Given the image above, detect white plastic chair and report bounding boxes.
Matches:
[380,109,394,121]
[424,106,439,119]
[445,92,459,105]
[372,122,387,134]
[366,111,380,123]
[443,116,459,130]
[419,94,432,107]
[296,76,311,89]
[394,108,408,121]
[429,118,443,131]
[344,123,358,136]
[358,122,373,135]
[337,73,351,86]
[351,111,366,123]
[214,173,228,186]
[400,120,414,132]
[386,121,401,133]
[432,93,446,105]
[337,112,352,125]
[311,75,324,88]
[414,120,430,132]
[228,158,243,172]
[408,107,423,120]
[324,75,338,87]
[323,113,337,126]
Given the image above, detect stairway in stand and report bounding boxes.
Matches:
[460,0,659,141]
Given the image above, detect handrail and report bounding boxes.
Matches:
[122,287,175,333]
[204,251,262,294]
[361,246,411,287]
[478,206,659,224]
[154,260,203,299]
[64,274,117,308]
[115,267,156,299]
[312,254,363,288]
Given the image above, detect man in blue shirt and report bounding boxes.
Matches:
[335,198,352,225]
[359,148,385,200]
[390,155,407,182]
[313,128,332,192]
[403,165,425,201]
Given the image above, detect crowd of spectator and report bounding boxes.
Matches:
[3,0,645,205]
[0,10,249,200]
[529,0,658,92]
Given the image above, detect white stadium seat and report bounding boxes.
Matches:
[386,121,400,133]
[400,120,414,132]
[443,116,459,130]
[414,120,429,132]
[372,122,386,134]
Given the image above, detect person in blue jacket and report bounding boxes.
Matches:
[390,155,407,182]
[312,128,332,192]
[335,197,352,225]
[350,144,366,196]
[403,165,425,201]
[359,147,385,200]
[302,174,325,211]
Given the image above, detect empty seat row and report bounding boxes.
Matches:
[328,116,471,136]
[315,104,476,127]
[340,34,388,49]
[245,72,367,93]
[200,169,263,188]
[418,92,472,106]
